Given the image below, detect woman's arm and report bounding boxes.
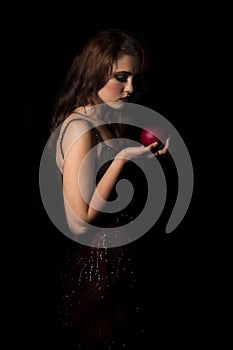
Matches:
[62,120,170,235]
[62,121,126,234]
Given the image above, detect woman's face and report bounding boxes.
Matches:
[97,55,136,109]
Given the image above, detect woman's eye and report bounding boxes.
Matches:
[115,75,128,82]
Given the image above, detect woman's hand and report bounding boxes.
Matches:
[115,137,170,163]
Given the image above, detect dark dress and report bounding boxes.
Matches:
[55,116,146,349]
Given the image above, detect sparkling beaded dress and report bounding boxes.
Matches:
[55,115,146,349]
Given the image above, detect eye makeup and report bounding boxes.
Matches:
[113,71,132,82]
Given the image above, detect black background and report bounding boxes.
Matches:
[5,3,213,349]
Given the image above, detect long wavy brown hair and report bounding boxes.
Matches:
[50,28,148,138]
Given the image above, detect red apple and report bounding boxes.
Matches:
[140,127,164,147]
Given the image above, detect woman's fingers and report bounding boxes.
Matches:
[157,136,171,156]
[116,136,171,161]
[146,142,158,152]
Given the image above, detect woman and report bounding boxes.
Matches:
[49,28,170,349]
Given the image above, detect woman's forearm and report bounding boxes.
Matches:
[87,157,127,220]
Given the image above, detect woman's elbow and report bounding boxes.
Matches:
[67,219,90,236]
[64,203,91,235]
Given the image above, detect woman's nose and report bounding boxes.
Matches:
[125,78,134,94]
